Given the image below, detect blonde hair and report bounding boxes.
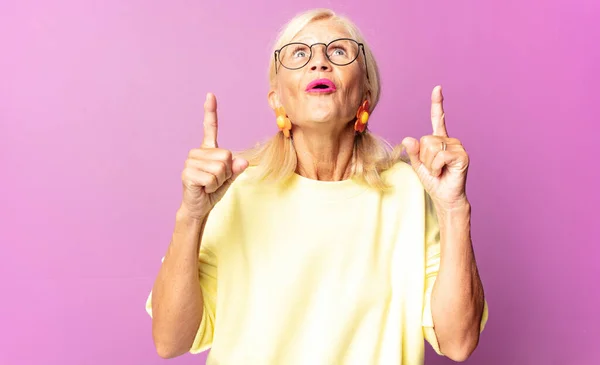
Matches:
[238,8,406,190]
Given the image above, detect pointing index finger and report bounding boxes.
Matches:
[431,85,448,137]
[202,93,219,148]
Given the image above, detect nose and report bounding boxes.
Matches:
[308,44,331,72]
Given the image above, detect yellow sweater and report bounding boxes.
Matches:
[146,161,488,364]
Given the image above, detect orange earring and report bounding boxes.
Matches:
[354,100,370,133]
[275,106,292,137]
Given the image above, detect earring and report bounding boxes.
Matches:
[354,100,370,133]
[275,106,292,137]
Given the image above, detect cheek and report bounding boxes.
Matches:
[280,69,304,90]
[341,68,365,100]
[344,85,363,103]
[342,80,364,115]
[278,74,303,106]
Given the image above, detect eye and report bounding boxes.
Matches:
[292,46,309,58]
[331,47,347,56]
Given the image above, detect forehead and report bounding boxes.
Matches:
[291,19,351,44]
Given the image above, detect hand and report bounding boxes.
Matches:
[179,93,249,220]
[402,86,469,211]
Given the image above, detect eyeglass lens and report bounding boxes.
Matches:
[278,39,360,69]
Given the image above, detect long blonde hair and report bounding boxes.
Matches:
[238,8,405,190]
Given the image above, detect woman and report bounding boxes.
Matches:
[146,8,488,365]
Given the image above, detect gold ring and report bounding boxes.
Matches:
[441,141,447,151]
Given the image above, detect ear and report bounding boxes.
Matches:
[364,89,372,105]
[268,89,280,110]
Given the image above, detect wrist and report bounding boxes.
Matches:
[436,200,471,236]
[175,206,207,227]
[435,197,470,217]
[171,207,207,253]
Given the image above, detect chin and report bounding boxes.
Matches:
[303,107,355,125]
[308,113,333,123]
[313,105,339,120]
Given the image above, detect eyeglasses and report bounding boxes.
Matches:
[274,38,368,78]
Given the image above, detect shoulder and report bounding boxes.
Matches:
[204,167,262,222]
[380,160,423,191]
[214,166,279,206]
[231,165,261,186]
[381,161,437,219]
[227,166,271,195]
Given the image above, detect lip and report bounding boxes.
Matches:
[305,78,337,93]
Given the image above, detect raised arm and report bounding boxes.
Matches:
[150,93,248,358]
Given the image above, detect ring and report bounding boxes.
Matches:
[441,141,447,151]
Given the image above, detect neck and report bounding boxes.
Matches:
[292,124,355,181]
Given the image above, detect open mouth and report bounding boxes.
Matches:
[305,78,337,93]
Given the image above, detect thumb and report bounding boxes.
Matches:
[231,157,249,180]
[401,137,422,169]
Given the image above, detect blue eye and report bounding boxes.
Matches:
[291,46,309,58]
[294,50,307,58]
[332,48,346,56]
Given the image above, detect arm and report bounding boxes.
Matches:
[430,200,485,361]
[402,86,487,361]
[149,92,248,358]
[150,210,207,358]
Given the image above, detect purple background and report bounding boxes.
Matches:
[1,0,598,364]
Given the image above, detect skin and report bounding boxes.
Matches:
[402,88,486,361]
[150,18,485,362]
[268,20,368,181]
